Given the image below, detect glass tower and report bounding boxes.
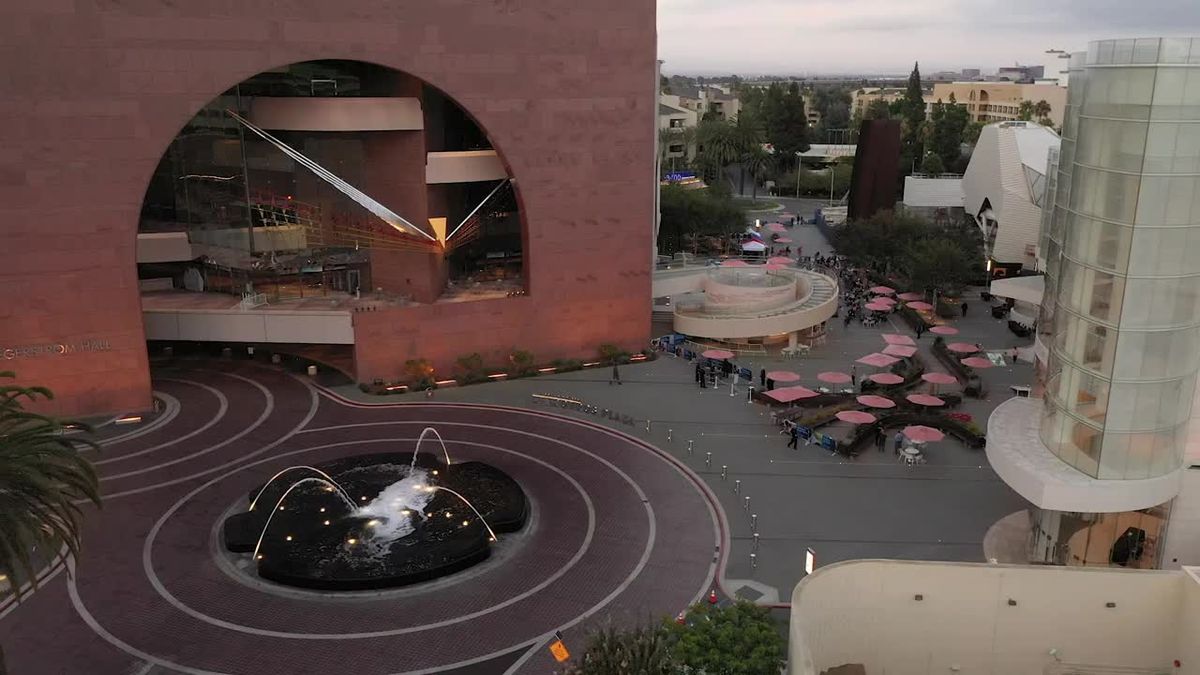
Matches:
[1039,38,1200,481]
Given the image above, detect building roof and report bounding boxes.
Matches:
[902,177,964,208]
[659,103,688,116]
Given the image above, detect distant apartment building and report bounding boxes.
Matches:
[928,81,1068,127]
[663,85,740,121]
[961,67,982,79]
[658,96,698,165]
[997,64,1046,82]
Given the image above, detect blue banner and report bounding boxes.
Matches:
[663,171,696,182]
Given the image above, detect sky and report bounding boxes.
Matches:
[657,0,1200,75]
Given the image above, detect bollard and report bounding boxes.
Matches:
[668,428,673,442]
[750,513,758,532]
[730,382,736,397]
[747,386,754,402]
[750,552,758,569]
[734,479,741,494]
[744,496,751,510]
[688,440,694,457]
[646,419,652,432]
[753,532,760,551]
[721,465,728,480]
[705,452,712,469]
[306,365,318,377]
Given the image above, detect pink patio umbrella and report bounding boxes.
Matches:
[766,370,801,383]
[946,342,980,354]
[765,385,820,403]
[857,353,901,368]
[961,356,994,369]
[907,301,934,311]
[870,285,896,295]
[865,301,893,312]
[767,256,793,265]
[898,292,924,301]
[869,373,904,385]
[903,425,945,443]
[921,372,958,385]
[873,296,898,306]
[775,237,794,243]
[882,333,916,346]
[766,223,787,232]
[857,394,897,409]
[837,410,878,424]
[817,371,852,384]
[702,349,735,360]
[721,259,750,267]
[882,344,918,358]
[906,393,946,407]
[929,325,959,336]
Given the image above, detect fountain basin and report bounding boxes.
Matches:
[222,452,528,590]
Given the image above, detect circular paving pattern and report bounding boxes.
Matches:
[0,363,720,675]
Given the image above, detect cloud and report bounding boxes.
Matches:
[657,0,1200,74]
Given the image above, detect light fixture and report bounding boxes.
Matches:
[347,538,357,545]
[368,520,380,527]
[256,554,264,560]
[462,520,469,527]
[319,507,326,513]
[432,470,439,476]
[285,535,293,542]
[445,512,452,518]
[360,496,368,501]
[278,506,285,511]
[323,520,331,526]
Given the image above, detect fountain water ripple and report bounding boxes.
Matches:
[355,467,435,542]
[251,477,357,561]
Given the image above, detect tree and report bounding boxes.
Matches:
[0,372,101,599]
[455,353,486,384]
[920,151,945,175]
[1034,99,1053,126]
[964,121,984,144]
[905,237,977,295]
[1017,100,1035,121]
[925,95,970,172]
[900,62,927,176]
[562,621,674,675]
[864,98,891,120]
[695,119,742,182]
[658,184,745,254]
[666,601,786,675]
[742,144,772,201]
[404,359,435,389]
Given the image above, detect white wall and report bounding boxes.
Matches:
[247,96,424,131]
[143,309,354,344]
[791,560,1190,675]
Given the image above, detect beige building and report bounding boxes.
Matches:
[790,560,1200,675]
[928,81,1068,127]
[851,87,905,119]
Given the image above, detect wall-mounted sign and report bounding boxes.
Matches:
[3,339,112,360]
[662,171,696,182]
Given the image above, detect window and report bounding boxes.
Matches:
[669,118,684,128]
[668,144,684,153]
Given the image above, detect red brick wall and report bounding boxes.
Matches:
[0,0,656,416]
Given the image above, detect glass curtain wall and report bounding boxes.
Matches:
[1040,38,1200,480]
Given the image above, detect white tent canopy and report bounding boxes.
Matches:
[741,240,767,252]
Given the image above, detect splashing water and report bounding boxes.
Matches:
[354,467,435,541]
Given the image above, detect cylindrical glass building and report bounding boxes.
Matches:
[1039,38,1200,481]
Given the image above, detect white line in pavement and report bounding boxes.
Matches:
[100,374,270,482]
[95,384,227,466]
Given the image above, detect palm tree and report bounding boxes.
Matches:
[1033,99,1053,126]
[0,372,101,600]
[695,119,741,183]
[742,144,772,201]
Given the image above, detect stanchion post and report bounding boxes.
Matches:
[753,532,760,551]
[668,428,673,442]
[750,513,758,532]
[743,496,750,510]
[705,452,712,469]
[721,465,728,480]
[750,552,758,569]
[687,440,694,457]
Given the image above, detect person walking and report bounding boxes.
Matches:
[875,426,886,452]
[961,301,968,317]
[759,368,766,389]
[610,362,622,385]
[893,430,905,456]
[850,365,858,386]
[787,425,799,449]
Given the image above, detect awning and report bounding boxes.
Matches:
[990,274,1044,306]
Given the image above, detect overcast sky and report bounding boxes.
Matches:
[658,0,1200,75]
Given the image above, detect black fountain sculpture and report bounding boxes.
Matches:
[222,433,528,590]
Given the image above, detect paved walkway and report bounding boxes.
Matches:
[0,363,718,675]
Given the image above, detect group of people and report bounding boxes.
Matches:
[695,359,732,389]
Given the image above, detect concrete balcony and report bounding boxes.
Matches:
[986,396,1183,512]
[425,150,507,184]
[247,97,424,131]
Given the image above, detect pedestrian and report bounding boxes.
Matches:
[698,368,706,390]
[787,425,799,449]
[610,362,622,385]
[851,365,857,386]
[916,324,924,339]
[876,426,886,452]
[961,302,968,316]
[893,431,904,456]
[759,368,766,389]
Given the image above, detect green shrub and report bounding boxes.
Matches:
[404,358,436,390]
[455,353,488,384]
[508,349,537,377]
[551,358,583,372]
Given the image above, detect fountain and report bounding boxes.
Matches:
[221,432,527,590]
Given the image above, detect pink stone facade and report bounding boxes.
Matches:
[0,0,656,416]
